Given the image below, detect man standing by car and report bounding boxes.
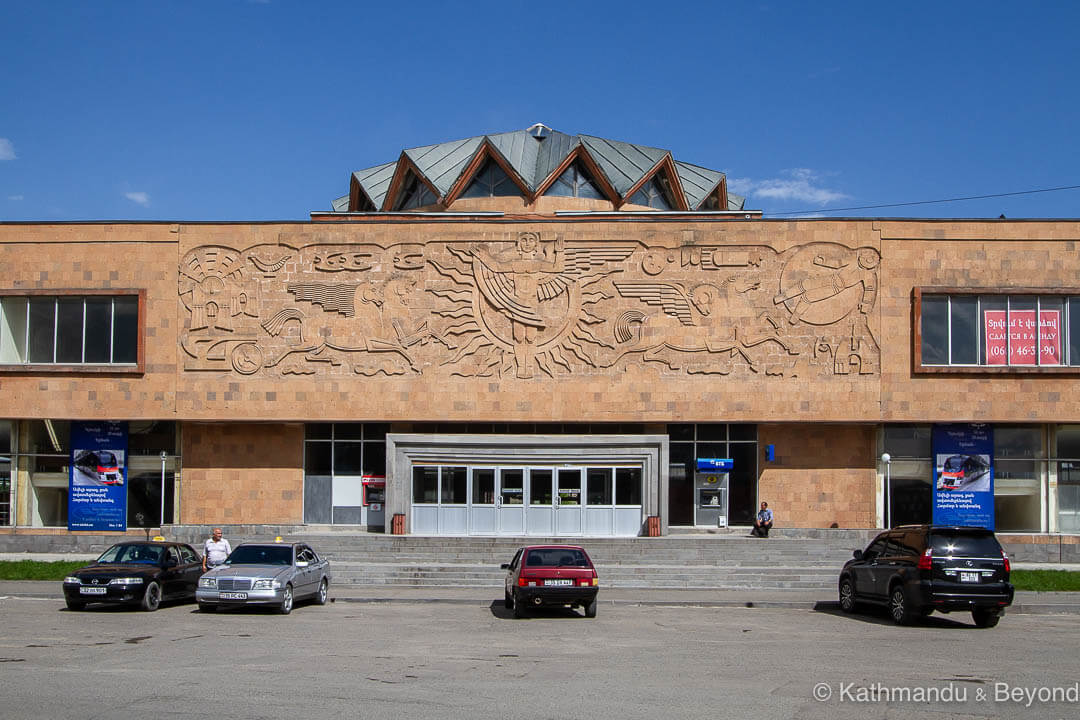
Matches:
[751,502,773,537]
[202,528,231,572]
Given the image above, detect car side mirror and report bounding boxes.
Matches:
[852,550,863,560]
[296,560,309,568]
[162,559,177,568]
[500,563,510,570]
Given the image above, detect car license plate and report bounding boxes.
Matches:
[80,587,107,595]
[960,571,980,583]
[220,591,248,600]
[545,579,573,586]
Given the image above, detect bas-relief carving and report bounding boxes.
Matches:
[178,233,880,380]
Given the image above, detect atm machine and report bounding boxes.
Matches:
[362,475,386,530]
[695,458,732,527]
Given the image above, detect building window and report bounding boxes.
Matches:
[917,290,1077,369]
[883,423,1045,531]
[0,420,10,526]
[1056,426,1080,533]
[697,191,722,211]
[628,175,674,210]
[545,162,604,200]
[304,423,389,524]
[393,172,438,210]
[461,160,522,198]
[7,419,177,528]
[0,293,141,369]
[668,424,757,525]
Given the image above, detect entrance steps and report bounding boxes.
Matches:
[286,532,867,591]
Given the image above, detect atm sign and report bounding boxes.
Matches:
[697,458,733,471]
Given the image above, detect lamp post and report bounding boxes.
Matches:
[881,453,892,529]
[159,451,167,528]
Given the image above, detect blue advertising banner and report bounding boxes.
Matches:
[68,421,128,531]
[932,424,994,529]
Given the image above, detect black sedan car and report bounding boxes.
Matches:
[62,541,204,611]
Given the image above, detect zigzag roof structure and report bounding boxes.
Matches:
[333,125,745,213]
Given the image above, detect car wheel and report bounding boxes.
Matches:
[888,585,911,625]
[65,598,86,611]
[512,591,525,619]
[141,581,162,612]
[278,584,293,615]
[198,602,217,613]
[584,597,597,619]
[838,577,856,613]
[504,590,513,609]
[972,608,1000,628]
[316,579,329,606]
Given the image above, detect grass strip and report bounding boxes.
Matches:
[1010,569,1080,592]
[0,560,90,581]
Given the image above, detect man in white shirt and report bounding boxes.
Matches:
[750,502,774,538]
[202,527,232,571]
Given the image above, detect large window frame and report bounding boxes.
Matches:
[915,288,1080,374]
[0,290,145,374]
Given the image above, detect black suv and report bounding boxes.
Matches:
[838,525,1014,627]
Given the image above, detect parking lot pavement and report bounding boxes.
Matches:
[1,595,1079,720]
[3,580,1080,614]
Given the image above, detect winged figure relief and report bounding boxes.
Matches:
[431,234,637,378]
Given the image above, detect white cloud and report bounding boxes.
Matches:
[0,138,15,161]
[730,169,848,206]
[7,194,23,201]
[125,191,151,207]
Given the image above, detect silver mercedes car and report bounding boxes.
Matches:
[196,542,330,614]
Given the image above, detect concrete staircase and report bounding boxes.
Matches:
[286,531,870,590]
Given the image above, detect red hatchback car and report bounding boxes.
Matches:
[502,545,599,618]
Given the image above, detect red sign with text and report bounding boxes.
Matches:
[984,309,1060,366]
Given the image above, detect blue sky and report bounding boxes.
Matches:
[1,1,1078,221]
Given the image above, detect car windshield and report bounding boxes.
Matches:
[931,531,1002,557]
[97,544,163,564]
[226,545,293,566]
[525,548,589,567]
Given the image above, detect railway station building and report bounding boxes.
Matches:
[2,125,1079,542]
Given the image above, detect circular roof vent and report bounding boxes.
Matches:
[527,122,552,140]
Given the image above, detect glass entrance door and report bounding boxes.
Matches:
[469,467,496,534]
[497,468,525,534]
[526,468,554,536]
[555,468,583,535]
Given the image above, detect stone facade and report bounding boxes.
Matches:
[3,218,1080,530]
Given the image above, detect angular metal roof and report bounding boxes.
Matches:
[578,135,669,197]
[338,127,740,212]
[675,160,724,211]
[404,137,483,196]
[350,161,397,210]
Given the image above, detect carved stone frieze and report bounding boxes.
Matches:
[178,233,881,379]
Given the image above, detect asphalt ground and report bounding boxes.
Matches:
[2,580,1078,615]
[1,593,1078,719]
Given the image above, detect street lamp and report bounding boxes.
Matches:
[159,451,167,528]
[881,453,892,529]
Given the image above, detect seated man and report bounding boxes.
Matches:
[751,501,774,538]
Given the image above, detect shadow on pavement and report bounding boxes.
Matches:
[813,601,979,629]
[488,599,585,620]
